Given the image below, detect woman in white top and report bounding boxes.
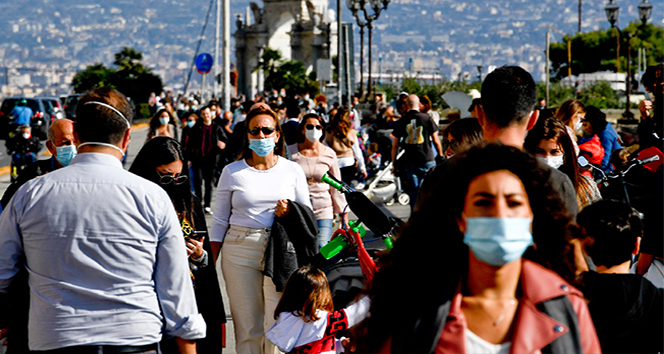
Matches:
[289,113,347,248]
[211,102,312,354]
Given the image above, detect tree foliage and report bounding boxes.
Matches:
[536,81,622,109]
[550,22,663,79]
[71,47,163,104]
[390,77,481,110]
[258,47,318,96]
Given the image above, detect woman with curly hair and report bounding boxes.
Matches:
[525,116,601,211]
[357,143,601,354]
[324,107,367,183]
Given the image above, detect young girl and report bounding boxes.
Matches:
[266,266,370,353]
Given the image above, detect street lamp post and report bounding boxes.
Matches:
[347,0,366,98]
[605,0,653,119]
[347,0,390,101]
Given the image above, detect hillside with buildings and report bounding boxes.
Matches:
[0,0,661,97]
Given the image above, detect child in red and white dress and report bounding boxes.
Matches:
[266,266,370,354]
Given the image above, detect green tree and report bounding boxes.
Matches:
[71,64,114,93]
[71,47,163,104]
[550,23,664,78]
[397,77,481,110]
[113,47,145,75]
[577,81,622,109]
[258,47,318,95]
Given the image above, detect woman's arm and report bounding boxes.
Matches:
[329,153,348,215]
[292,161,314,210]
[350,132,367,177]
[211,167,233,262]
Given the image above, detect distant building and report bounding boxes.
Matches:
[234,0,337,98]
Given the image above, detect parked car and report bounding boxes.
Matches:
[63,94,83,120]
[0,97,50,140]
[37,96,66,122]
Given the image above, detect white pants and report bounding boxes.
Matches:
[221,225,283,354]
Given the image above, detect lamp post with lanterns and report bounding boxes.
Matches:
[346,0,391,101]
[604,0,652,118]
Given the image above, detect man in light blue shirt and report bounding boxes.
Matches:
[0,87,205,353]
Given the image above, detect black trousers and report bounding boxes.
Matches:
[191,157,216,208]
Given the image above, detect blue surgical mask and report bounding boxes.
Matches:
[55,144,77,167]
[249,138,276,157]
[462,217,533,266]
[159,117,170,125]
[187,120,195,128]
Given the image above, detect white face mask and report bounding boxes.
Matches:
[574,119,583,134]
[305,128,323,143]
[22,133,31,140]
[539,155,564,169]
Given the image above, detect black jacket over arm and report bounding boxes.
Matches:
[264,200,319,292]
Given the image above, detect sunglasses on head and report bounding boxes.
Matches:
[157,172,188,185]
[305,124,323,131]
[248,127,276,136]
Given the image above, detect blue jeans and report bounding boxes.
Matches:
[12,152,36,166]
[317,219,334,249]
[401,160,436,210]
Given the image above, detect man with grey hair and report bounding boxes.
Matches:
[391,94,443,210]
[0,87,205,353]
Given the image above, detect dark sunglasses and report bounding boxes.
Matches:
[248,127,276,136]
[157,172,188,185]
[305,124,323,131]
[445,140,460,151]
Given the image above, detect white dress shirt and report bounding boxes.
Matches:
[0,153,206,351]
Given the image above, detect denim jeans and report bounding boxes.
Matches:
[317,219,334,249]
[401,160,436,210]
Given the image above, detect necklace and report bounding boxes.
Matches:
[469,297,518,326]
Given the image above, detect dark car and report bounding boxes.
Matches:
[37,96,66,122]
[64,94,83,120]
[0,97,50,140]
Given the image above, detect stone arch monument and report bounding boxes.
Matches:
[235,0,337,98]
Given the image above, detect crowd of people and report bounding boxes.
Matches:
[0,63,661,354]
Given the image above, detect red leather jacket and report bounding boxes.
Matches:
[435,260,602,354]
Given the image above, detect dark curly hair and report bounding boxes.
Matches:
[358,143,576,351]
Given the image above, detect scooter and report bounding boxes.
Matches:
[581,154,660,209]
[313,172,401,309]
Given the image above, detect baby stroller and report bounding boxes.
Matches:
[359,150,410,206]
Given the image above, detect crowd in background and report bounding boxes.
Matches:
[0,63,662,354]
